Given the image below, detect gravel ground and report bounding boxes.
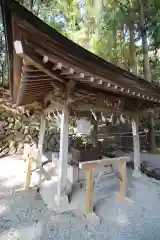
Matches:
[0,155,160,239]
[129,152,160,169]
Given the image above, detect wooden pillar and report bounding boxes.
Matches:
[25,158,32,191]
[85,167,93,215]
[55,103,69,206]
[37,113,46,166]
[132,116,141,177]
[13,24,22,103]
[119,162,127,201]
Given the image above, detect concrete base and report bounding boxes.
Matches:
[132,170,142,178]
[85,212,101,226]
[54,194,69,207]
[67,164,113,185]
[52,152,113,185]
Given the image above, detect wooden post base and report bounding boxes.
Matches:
[85,212,100,225]
[25,158,32,191]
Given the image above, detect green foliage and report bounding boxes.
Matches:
[72,135,95,150]
[150,54,160,84]
[72,136,84,149]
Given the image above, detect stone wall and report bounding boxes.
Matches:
[0,88,60,157]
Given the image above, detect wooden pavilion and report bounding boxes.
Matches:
[1,0,160,211]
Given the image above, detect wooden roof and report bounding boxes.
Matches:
[1,0,160,114]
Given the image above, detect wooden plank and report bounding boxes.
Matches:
[52,62,62,70]
[22,67,43,72]
[22,92,49,96]
[22,86,52,90]
[60,67,74,75]
[22,74,48,78]
[29,42,95,78]
[21,78,52,82]
[79,156,130,170]
[22,90,51,95]
[68,73,85,79]
[26,39,132,90]
[31,39,146,97]
[12,23,23,103]
[25,158,32,191]
[85,167,93,215]
[14,41,65,89]
[72,103,122,114]
[22,71,49,78]
[119,162,127,202]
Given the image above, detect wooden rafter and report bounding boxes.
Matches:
[14,40,65,90]
[22,39,160,103]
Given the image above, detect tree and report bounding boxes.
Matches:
[85,0,159,151]
[137,0,157,152]
[0,12,8,87]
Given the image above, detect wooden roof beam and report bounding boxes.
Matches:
[21,78,52,82]
[89,77,94,82]
[60,67,74,75]
[20,92,48,97]
[22,72,49,78]
[52,62,62,70]
[22,90,52,94]
[22,84,52,89]
[80,78,103,85]
[28,41,127,88]
[96,79,103,85]
[14,40,65,90]
[43,55,48,63]
[71,102,126,114]
[114,85,118,90]
[69,73,85,79]
[30,42,97,78]
[22,66,43,72]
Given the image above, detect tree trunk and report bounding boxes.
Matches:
[119,26,126,68]
[129,22,136,74]
[36,4,40,16]
[138,0,156,152]
[112,26,117,64]
[1,63,4,86]
[148,111,156,152]
[138,0,151,81]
